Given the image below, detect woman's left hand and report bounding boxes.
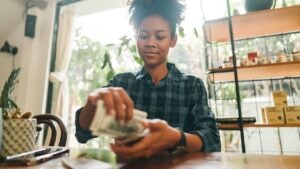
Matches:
[110,119,181,159]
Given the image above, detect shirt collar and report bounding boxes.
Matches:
[135,63,184,82]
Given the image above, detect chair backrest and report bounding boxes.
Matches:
[33,114,67,147]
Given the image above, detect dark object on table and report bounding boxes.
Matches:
[216,117,256,124]
[2,147,69,166]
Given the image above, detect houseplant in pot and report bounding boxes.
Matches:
[0,68,37,158]
[245,0,274,12]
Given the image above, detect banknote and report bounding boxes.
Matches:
[89,100,148,143]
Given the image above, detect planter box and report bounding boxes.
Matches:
[0,118,37,158]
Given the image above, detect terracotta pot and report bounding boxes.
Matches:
[0,118,37,158]
[245,0,274,12]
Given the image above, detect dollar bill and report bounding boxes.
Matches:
[89,100,148,143]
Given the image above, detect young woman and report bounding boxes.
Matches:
[76,0,220,159]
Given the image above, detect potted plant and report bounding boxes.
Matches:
[0,68,37,158]
[245,0,274,12]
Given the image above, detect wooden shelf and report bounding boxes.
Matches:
[218,123,300,130]
[207,61,300,82]
[203,5,300,43]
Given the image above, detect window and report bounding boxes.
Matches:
[60,0,205,148]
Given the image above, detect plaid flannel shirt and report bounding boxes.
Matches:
[75,63,220,151]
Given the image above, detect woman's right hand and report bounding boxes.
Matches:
[79,87,134,130]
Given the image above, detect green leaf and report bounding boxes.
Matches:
[105,43,114,47]
[118,46,123,56]
[106,70,115,81]
[101,51,109,69]
[178,26,185,37]
[0,67,21,117]
[119,35,128,41]
[119,36,128,47]
[8,98,18,110]
[129,45,137,53]
[133,55,143,65]
[193,27,199,38]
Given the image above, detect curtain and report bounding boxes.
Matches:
[49,8,75,122]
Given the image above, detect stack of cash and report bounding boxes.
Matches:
[90,100,149,143]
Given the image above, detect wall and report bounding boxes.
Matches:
[0,0,56,115]
[0,0,24,95]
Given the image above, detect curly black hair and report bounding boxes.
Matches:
[128,0,185,37]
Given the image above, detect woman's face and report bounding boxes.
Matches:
[136,15,177,68]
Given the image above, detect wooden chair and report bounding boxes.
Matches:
[33,114,67,147]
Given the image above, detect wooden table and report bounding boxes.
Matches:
[120,152,300,169]
[1,152,300,169]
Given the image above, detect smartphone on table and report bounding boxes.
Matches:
[1,146,69,166]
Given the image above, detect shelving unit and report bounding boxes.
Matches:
[203,5,300,43]
[219,123,300,154]
[219,123,300,130]
[208,61,300,82]
[203,4,300,154]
